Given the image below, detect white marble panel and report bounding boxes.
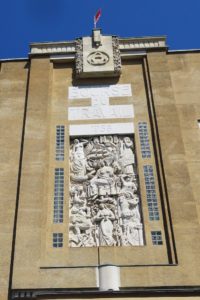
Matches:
[69,122,134,136]
[91,95,109,106]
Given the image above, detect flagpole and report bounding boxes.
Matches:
[94,8,101,29]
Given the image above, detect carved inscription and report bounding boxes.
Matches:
[69,135,144,247]
[69,123,134,136]
[68,84,134,121]
[68,105,134,120]
[68,84,132,100]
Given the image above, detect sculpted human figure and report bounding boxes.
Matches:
[70,139,87,177]
[119,137,135,174]
[69,227,81,247]
[118,192,143,246]
[70,202,92,227]
[120,174,137,193]
[70,139,95,182]
[73,138,87,154]
[79,228,96,247]
[126,194,143,246]
[88,165,117,198]
[70,186,93,245]
[69,226,95,247]
[94,204,116,246]
[113,221,122,246]
[96,195,116,205]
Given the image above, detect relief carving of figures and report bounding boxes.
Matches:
[69,134,143,247]
[88,166,117,199]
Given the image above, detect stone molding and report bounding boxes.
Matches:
[119,37,166,50]
[11,286,200,299]
[30,36,167,56]
[30,41,76,54]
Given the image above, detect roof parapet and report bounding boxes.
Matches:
[30,36,167,57]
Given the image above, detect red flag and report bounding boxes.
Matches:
[94,9,102,28]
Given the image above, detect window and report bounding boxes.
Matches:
[53,233,63,248]
[55,125,65,161]
[143,165,159,220]
[53,168,64,223]
[151,231,163,245]
[138,122,151,158]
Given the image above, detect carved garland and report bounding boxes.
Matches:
[112,37,122,75]
[75,39,83,75]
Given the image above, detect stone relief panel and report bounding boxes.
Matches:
[75,31,121,78]
[69,135,144,247]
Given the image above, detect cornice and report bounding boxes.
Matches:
[30,41,76,55]
[119,36,166,50]
[30,36,167,58]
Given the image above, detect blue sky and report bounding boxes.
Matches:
[0,0,200,59]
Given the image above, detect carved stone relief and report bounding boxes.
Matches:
[75,31,122,78]
[112,37,122,75]
[75,39,83,75]
[69,135,144,247]
[87,51,109,66]
[68,84,133,121]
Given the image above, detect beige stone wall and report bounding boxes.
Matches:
[137,51,200,286]
[12,57,170,291]
[1,49,200,298]
[0,61,28,300]
[168,52,200,220]
[12,59,98,290]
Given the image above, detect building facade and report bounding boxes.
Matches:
[0,29,200,300]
